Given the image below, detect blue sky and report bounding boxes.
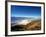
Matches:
[11,5,41,17]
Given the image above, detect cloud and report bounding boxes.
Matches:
[16,19,31,25]
[11,16,41,26]
[12,19,32,26]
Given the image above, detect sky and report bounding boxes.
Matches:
[11,5,41,17]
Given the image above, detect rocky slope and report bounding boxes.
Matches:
[11,20,41,31]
